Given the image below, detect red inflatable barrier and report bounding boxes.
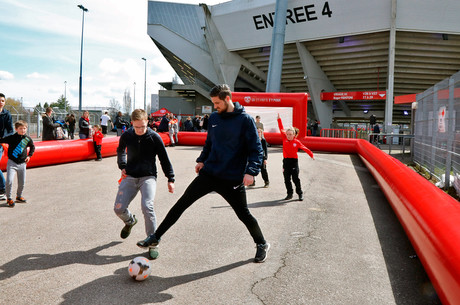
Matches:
[0,133,172,171]
[355,139,460,305]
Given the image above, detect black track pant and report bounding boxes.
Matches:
[283,158,302,196]
[155,173,266,245]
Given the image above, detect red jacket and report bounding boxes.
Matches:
[93,131,104,145]
[278,118,314,159]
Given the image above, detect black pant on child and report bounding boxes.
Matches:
[283,158,302,196]
[261,163,269,184]
[93,143,102,160]
[154,172,266,245]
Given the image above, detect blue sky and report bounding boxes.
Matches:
[0,0,223,108]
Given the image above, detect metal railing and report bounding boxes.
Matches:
[320,128,358,138]
[4,105,105,139]
[368,133,414,156]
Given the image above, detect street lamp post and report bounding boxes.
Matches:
[64,81,67,112]
[133,82,136,111]
[142,57,146,110]
[78,4,88,112]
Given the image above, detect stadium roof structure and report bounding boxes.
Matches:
[147,0,460,128]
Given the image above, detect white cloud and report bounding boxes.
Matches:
[0,70,14,80]
[1,0,225,108]
[27,72,49,80]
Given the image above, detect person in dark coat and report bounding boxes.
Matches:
[42,107,60,141]
[157,114,170,132]
[0,93,14,200]
[183,116,193,131]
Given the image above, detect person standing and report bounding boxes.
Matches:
[183,116,193,131]
[92,125,104,161]
[255,115,264,131]
[0,120,35,207]
[114,109,175,259]
[65,113,76,139]
[311,119,319,137]
[115,111,129,136]
[42,107,60,141]
[277,114,315,201]
[79,111,91,139]
[158,113,170,133]
[0,93,14,200]
[258,128,269,188]
[100,111,112,135]
[137,84,270,263]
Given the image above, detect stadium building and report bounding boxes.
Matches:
[147,0,460,130]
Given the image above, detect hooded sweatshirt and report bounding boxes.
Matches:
[197,102,263,181]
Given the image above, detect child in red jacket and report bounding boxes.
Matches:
[92,125,104,161]
[277,114,314,201]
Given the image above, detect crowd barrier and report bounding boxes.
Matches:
[0,132,458,304]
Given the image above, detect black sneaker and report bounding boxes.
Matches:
[137,234,160,248]
[284,194,293,200]
[254,243,270,263]
[298,194,304,201]
[120,215,137,239]
[263,182,269,188]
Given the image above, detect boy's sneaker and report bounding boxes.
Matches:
[137,234,160,248]
[7,199,15,207]
[284,194,293,200]
[0,193,6,200]
[264,182,269,188]
[254,243,270,263]
[16,196,27,203]
[120,215,137,239]
[148,246,159,260]
[298,194,304,201]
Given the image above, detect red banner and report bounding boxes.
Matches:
[321,91,386,101]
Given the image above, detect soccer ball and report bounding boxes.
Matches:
[128,257,152,281]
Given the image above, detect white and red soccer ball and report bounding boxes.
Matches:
[128,257,152,281]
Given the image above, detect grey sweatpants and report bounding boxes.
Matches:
[113,175,157,236]
[6,159,26,199]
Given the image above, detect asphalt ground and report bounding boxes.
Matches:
[0,143,441,304]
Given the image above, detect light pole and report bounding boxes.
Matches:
[133,82,136,111]
[142,57,146,110]
[64,81,67,112]
[78,4,88,112]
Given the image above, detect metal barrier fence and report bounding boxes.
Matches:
[4,106,103,139]
[413,70,460,191]
[320,128,358,138]
[368,133,414,156]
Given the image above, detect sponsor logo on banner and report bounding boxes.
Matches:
[438,106,446,133]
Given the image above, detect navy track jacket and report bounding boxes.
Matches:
[197,102,263,181]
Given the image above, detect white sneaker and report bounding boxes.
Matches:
[0,194,6,200]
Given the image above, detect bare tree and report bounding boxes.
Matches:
[109,98,121,112]
[123,89,132,114]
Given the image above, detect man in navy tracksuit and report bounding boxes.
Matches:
[137,84,270,263]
